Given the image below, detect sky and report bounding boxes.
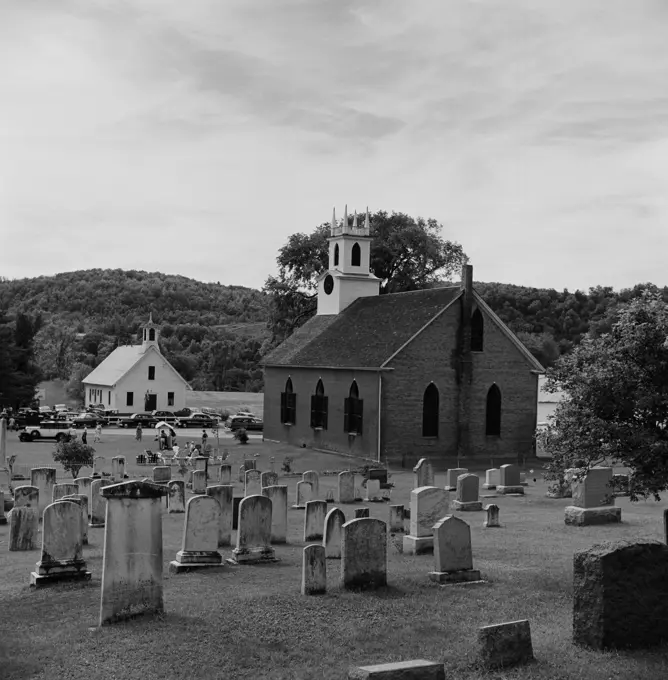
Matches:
[2,0,668,293]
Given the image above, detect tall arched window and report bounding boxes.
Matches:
[344,380,363,434]
[143,329,147,341]
[471,308,484,351]
[486,384,501,436]
[334,243,339,266]
[351,242,361,266]
[311,379,328,429]
[281,377,297,425]
[422,383,439,437]
[149,328,155,341]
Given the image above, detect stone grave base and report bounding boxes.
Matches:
[30,560,92,587]
[291,504,306,510]
[89,522,105,528]
[564,505,622,526]
[482,483,496,490]
[169,550,223,573]
[232,547,278,564]
[348,659,445,679]
[402,535,433,555]
[445,486,457,492]
[451,500,483,512]
[497,486,525,495]
[428,568,482,584]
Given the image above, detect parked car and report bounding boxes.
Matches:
[118,413,158,428]
[20,420,73,442]
[228,415,263,432]
[72,412,108,428]
[54,404,68,413]
[177,413,219,428]
[174,407,200,418]
[151,410,180,424]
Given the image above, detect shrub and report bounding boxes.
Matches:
[234,428,249,444]
[282,456,294,474]
[52,439,95,479]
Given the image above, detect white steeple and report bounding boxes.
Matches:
[141,313,159,351]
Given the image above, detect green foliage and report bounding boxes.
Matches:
[281,456,294,474]
[234,428,249,444]
[52,438,96,479]
[541,291,668,501]
[0,310,41,409]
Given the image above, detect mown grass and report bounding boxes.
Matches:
[1,442,668,680]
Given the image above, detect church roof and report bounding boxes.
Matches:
[82,346,145,386]
[262,286,463,368]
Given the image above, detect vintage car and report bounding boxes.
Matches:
[20,420,73,442]
[176,413,219,428]
[227,415,263,432]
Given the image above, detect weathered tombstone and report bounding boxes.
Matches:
[244,469,262,497]
[31,467,57,518]
[206,484,234,547]
[52,483,78,502]
[9,506,39,551]
[301,544,326,595]
[14,485,39,509]
[497,464,524,495]
[573,540,668,649]
[30,500,91,586]
[413,458,435,488]
[0,489,5,525]
[63,494,89,545]
[483,468,499,490]
[92,456,105,476]
[452,473,483,511]
[262,485,288,544]
[428,515,481,583]
[100,481,168,624]
[302,470,320,499]
[323,507,345,559]
[233,495,276,564]
[152,466,171,484]
[208,462,221,483]
[478,620,534,669]
[261,471,278,489]
[170,495,223,572]
[364,479,381,502]
[403,486,450,555]
[446,468,468,491]
[167,480,186,513]
[338,471,355,503]
[90,479,111,527]
[341,518,387,590]
[219,464,232,485]
[292,480,312,509]
[194,456,208,472]
[355,508,369,519]
[111,456,125,481]
[388,504,404,533]
[304,500,328,542]
[269,456,275,473]
[348,660,445,680]
[566,467,620,526]
[192,470,207,494]
[484,504,501,528]
[74,477,93,513]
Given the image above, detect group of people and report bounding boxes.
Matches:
[70,423,102,444]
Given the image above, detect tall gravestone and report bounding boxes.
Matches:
[100,481,168,624]
[565,467,621,526]
[261,471,278,489]
[31,467,57,518]
[304,500,328,542]
[413,458,435,488]
[53,483,78,502]
[483,468,499,490]
[388,504,405,533]
[302,470,320,500]
[63,494,89,546]
[194,456,208,473]
[206,484,234,547]
[302,544,326,595]
[74,477,93,515]
[446,468,468,491]
[429,515,481,583]
[111,456,126,482]
[262,485,288,544]
[341,518,387,590]
[292,481,312,509]
[403,486,450,555]
[14,485,39,509]
[170,495,223,572]
[219,464,232,485]
[452,473,483,511]
[497,464,524,495]
[90,479,111,527]
[323,507,345,559]
[192,470,207,494]
[0,489,4,525]
[11,486,39,551]
[233,495,276,564]
[338,471,355,503]
[167,480,186,513]
[245,469,262,497]
[364,479,381,502]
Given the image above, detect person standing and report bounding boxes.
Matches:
[82,426,88,445]
[68,425,77,440]
[94,423,102,443]
[136,423,143,442]
[201,428,208,453]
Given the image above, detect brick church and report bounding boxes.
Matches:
[262,207,543,467]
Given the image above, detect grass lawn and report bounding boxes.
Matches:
[2,436,668,679]
[186,391,264,418]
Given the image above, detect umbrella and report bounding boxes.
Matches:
[154,422,176,436]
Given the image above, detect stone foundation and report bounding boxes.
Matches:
[428,568,482,584]
[402,535,433,555]
[232,546,278,564]
[451,500,483,512]
[497,485,524,495]
[565,506,622,526]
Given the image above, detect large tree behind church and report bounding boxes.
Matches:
[263,210,467,349]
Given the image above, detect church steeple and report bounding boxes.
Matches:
[141,313,159,351]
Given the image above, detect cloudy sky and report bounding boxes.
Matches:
[2,0,667,292]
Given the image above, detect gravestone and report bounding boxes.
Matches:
[262,485,288,543]
[14,485,39,509]
[497,464,524,495]
[31,467,57,517]
[233,495,276,564]
[100,481,168,624]
[152,466,171,484]
[341,518,387,590]
[9,506,39,551]
[194,456,208,472]
[304,500,328,542]
[62,494,89,545]
[452,473,483,511]
[302,470,320,499]
[478,620,534,669]
[192,470,207,494]
[302,544,326,595]
[388,504,404,533]
[348,660,445,680]
[220,464,232,485]
[205,484,234,547]
[111,456,125,481]
[338,471,355,503]
[566,467,621,526]
[403,486,450,555]
[446,468,468,491]
[167,480,186,513]
[364,479,381,502]
[245,469,262,497]
[30,500,91,586]
[323,507,346,559]
[90,479,111,527]
[573,540,668,649]
[261,471,278,489]
[292,481,313,509]
[413,458,435,488]
[53,483,78,503]
[483,468,499,490]
[170,495,223,572]
[429,515,481,583]
[92,456,105,476]
[0,489,4,525]
[484,504,501,528]
[355,508,369,519]
[74,477,92,513]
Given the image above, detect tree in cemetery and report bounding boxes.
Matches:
[263,210,467,347]
[540,291,668,501]
[52,438,96,479]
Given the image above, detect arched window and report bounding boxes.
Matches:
[345,380,363,434]
[281,377,297,425]
[149,328,155,341]
[422,383,439,437]
[351,242,361,266]
[471,308,484,352]
[143,329,147,341]
[486,384,501,436]
[311,379,328,429]
[334,243,339,267]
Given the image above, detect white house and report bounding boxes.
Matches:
[537,374,567,424]
[82,315,191,412]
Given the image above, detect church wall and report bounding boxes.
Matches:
[263,366,380,459]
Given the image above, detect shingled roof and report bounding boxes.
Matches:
[262,286,463,368]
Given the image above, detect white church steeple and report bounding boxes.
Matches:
[141,313,160,351]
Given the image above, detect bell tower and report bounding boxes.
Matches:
[141,313,159,351]
[316,206,380,315]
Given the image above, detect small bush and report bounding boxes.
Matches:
[282,456,294,474]
[52,439,95,479]
[234,428,249,444]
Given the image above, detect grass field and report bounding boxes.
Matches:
[186,391,264,417]
[1,435,668,680]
